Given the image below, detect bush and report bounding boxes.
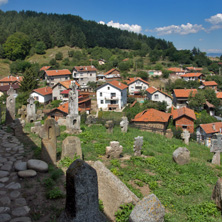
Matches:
[46,187,64,199]
[50,100,61,108]
[115,203,135,222]
[55,52,63,60]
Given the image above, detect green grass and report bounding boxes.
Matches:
[24,122,222,221]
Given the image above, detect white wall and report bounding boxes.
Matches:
[30,92,52,103]
[128,80,149,95]
[148,91,172,109]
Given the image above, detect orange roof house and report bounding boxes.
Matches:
[31,86,52,103]
[180,73,204,81]
[126,77,149,95]
[186,67,203,72]
[173,89,197,108]
[32,87,52,96]
[0,76,23,86]
[196,122,222,147]
[40,66,51,71]
[74,66,97,72]
[167,67,185,75]
[217,92,222,99]
[132,108,171,135]
[172,107,196,133]
[45,69,72,77]
[202,81,218,91]
[104,68,121,82]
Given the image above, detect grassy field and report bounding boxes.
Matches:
[0,59,11,78]
[23,121,222,222]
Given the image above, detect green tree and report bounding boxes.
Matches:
[55,52,63,60]
[188,91,206,112]
[3,32,31,60]
[137,71,148,81]
[19,67,39,92]
[35,41,46,54]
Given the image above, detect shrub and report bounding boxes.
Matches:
[55,52,63,60]
[46,187,64,199]
[115,203,135,222]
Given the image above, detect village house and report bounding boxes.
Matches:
[216,92,222,101]
[196,122,222,147]
[96,80,128,111]
[148,70,162,77]
[126,77,149,95]
[96,73,106,82]
[168,67,185,75]
[45,69,72,86]
[47,97,91,121]
[172,107,196,133]
[204,101,215,116]
[185,67,203,72]
[40,66,51,72]
[146,86,172,109]
[30,86,52,103]
[201,81,218,91]
[0,75,23,86]
[180,73,204,81]
[104,68,121,82]
[173,89,197,108]
[0,84,20,97]
[132,108,171,135]
[52,80,80,101]
[72,66,97,88]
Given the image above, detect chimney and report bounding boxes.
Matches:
[212,124,216,131]
[119,82,121,86]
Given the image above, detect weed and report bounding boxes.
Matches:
[99,199,104,212]
[115,203,135,222]
[60,155,80,168]
[50,169,63,181]
[43,178,55,189]
[46,187,64,199]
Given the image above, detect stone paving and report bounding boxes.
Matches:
[0,129,31,222]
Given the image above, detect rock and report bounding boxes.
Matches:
[212,152,220,165]
[106,141,123,158]
[12,206,30,217]
[27,159,48,172]
[14,161,27,171]
[10,191,21,199]
[10,217,32,222]
[0,171,9,178]
[0,213,11,222]
[18,170,37,178]
[91,161,139,221]
[15,198,27,207]
[0,197,11,206]
[129,194,165,222]
[1,164,12,172]
[5,182,21,190]
[0,177,9,183]
[212,178,222,209]
[173,147,190,165]
[0,207,10,213]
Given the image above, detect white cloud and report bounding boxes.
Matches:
[205,13,222,24]
[0,0,8,6]
[153,23,204,35]
[98,20,142,33]
[203,48,222,53]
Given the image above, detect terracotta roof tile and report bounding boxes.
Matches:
[126,77,149,86]
[109,80,128,90]
[172,107,196,120]
[74,66,97,72]
[0,84,20,92]
[104,68,119,75]
[181,73,203,78]
[60,80,80,89]
[202,81,218,86]
[45,69,71,76]
[173,89,197,98]
[168,67,184,72]
[0,76,23,83]
[186,67,203,71]
[33,87,52,96]
[40,66,51,71]
[217,92,222,99]
[200,122,222,134]
[56,102,89,113]
[146,86,172,99]
[132,108,171,123]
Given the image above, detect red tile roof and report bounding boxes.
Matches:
[200,122,222,134]
[60,80,80,89]
[132,108,171,123]
[55,102,90,113]
[172,107,196,120]
[173,89,197,98]
[109,80,128,90]
[74,66,97,72]
[217,92,222,99]
[146,86,172,99]
[126,77,149,86]
[186,67,203,71]
[33,87,52,96]
[181,73,203,78]
[0,76,23,83]
[168,67,184,72]
[104,68,120,75]
[40,66,51,71]
[45,69,71,76]
[202,81,218,86]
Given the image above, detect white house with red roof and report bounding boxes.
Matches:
[30,86,52,103]
[167,67,185,75]
[72,66,97,87]
[126,77,149,95]
[45,69,72,86]
[96,80,128,110]
[146,86,172,109]
[196,122,222,147]
[180,73,204,81]
[202,81,218,91]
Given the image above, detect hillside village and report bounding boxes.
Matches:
[1,9,222,222]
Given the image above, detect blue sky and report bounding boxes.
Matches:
[0,0,222,54]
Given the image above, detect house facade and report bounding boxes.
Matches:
[146,87,172,109]
[196,122,222,147]
[127,77,149,95]
[52,80,80,101]
[132,108,171,135]
[96,80,128,111]
[104,68,121,82]
[72,66,97,87]
[30,87,52,103]
[173,89,197,108]
[0,76,23,86]
[180,73,204,81]
[172,107,196,133]
[45,69,72,86]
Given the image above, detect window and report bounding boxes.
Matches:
[58,85,61,89]
[101,100,104,104]
[154,94,159,99]
[100,92,102,96]
[108,87,110,90]
[90,74,92,76]
[111,93,116,97]
[182,125,187,129]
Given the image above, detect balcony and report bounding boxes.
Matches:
[105,97,119,101]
